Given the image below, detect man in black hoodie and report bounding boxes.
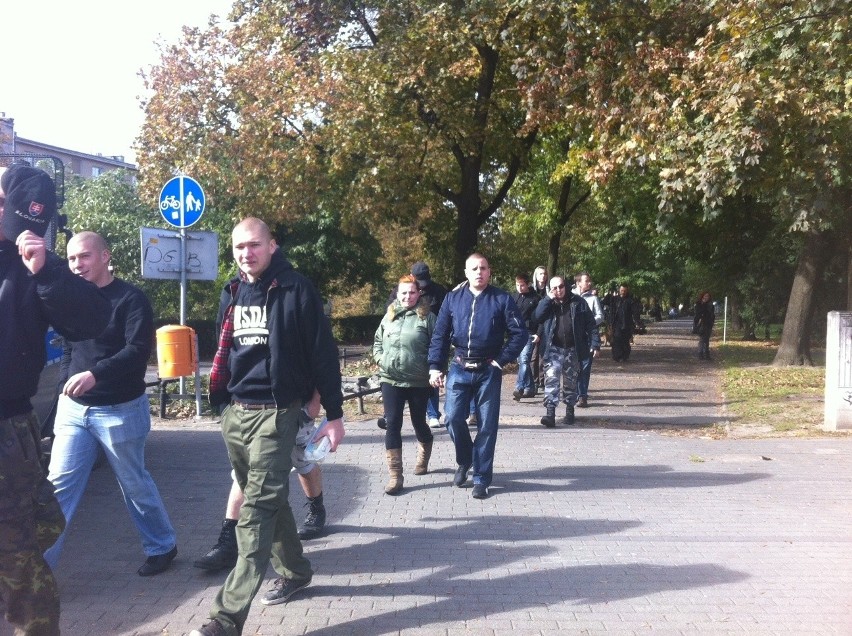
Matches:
[192,218,344,636]
[0,164,110,636]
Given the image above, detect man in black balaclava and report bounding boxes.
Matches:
[0,163,110,635]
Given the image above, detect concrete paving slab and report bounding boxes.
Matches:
[4,319,850,635]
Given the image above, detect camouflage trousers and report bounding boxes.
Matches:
[0,411,64,636]
[542,345,580,408]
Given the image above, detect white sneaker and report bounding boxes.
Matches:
[428,417,442,429]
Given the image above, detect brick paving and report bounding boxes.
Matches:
[6,319,851,635]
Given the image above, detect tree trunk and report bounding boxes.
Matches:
[454,202,481,278]
[543,164,590,280]
[772,230,832,366]
[546,230,563,279]
[728,296,744,331]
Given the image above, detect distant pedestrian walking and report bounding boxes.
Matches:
[512,273,540,400]
[693,292,715,360]
[573,272,604,407]
[609,285,636,362]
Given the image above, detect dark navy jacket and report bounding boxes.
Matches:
[428,283,528,370]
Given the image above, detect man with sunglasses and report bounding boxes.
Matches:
[534,275,600,427]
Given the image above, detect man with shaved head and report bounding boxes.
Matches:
[192,217,344,636]
[45,231,178,577]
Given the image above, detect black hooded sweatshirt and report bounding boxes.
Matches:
[212,249,344,420]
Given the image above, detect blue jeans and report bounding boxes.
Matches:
[426,387,441,421]
[514,335,535,393]
[444,361,503,487]
[45,394,176,568]
[577,354,593,398]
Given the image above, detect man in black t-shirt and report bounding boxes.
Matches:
[44,231,178,577]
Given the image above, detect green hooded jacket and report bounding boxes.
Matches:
[373,298,435,387]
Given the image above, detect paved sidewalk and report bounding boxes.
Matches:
[8,320,851,635]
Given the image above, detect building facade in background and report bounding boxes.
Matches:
[1,113,136,178]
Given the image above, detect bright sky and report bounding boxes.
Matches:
[3,1,235,165]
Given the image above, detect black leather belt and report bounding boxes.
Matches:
[454,356,492,371]
[232,401,277,410]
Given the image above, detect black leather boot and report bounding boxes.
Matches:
[193,519,238,571]
[298,494,327,539]
[540,405,556,428]
[565,404,575,426]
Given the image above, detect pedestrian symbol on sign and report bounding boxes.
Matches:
[159,176,205,228]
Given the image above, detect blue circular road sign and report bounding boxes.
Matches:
[159,176,206,228]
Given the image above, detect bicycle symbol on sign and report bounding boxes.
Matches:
[159,195,181,219]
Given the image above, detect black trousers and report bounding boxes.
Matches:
[380,384,433,449]
[611,328,632,361]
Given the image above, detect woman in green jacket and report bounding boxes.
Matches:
[373,274,436,494]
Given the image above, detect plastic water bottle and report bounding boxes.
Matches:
[303,418,332,463]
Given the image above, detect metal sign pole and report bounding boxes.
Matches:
[179,228,187,325]
[179,229,187,398]
[157,174,207,419]
[194,332,202,418]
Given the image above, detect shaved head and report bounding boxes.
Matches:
[233,217,273,241]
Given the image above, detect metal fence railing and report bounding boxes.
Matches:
[150,346,379,417]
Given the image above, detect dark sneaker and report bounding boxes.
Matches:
[523,390,537,398]
[512,389,523,401]
[298,500,326,540]
[565,405,575,426]
[194,521,238,571]
[472,484,489,499]
[377,417,387,430]
[260,576,312,606]
[138,545,177,577]
[576,396,588,408]
[453,464,470,487]
[189,619,229,636]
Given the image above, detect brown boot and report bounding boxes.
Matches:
[385,448,404,495]
[413,440,433,475]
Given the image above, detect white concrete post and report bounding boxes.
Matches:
[824,311,852,431]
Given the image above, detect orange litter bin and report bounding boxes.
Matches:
[156,325,197,379]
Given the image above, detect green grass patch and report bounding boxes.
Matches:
[717,339,825,435]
